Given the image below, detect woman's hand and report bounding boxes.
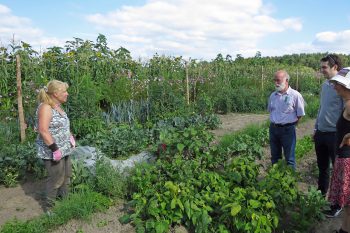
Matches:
[70,135,76,148]
[53,149,62,161]
[340,133,350,148]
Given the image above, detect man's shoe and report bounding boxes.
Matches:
[333,228,348,233]
[324,204,342,218]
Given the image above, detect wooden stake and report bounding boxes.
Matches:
[296,68,299,91]
[16,54,26,142]
[185,60,190,105]
[261,65,264,90]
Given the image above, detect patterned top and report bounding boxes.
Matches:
[35,104,72,160]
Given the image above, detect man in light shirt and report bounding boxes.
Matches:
[268,70,305,169]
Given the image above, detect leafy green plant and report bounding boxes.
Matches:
[219,126,269,159]
[91,159,127,199]
[287,187,327,232]
[3,166,19,187]
[71,117,105,139]
[155,125,214,160]
[303,93,320,118]
[295,135,313,159]
[224,156,260,187]
[0,141,38,185]
[259,162,298,210]
[71,159,94,189]
[82,123,150,158]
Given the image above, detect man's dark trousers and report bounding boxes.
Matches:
[269,123,296,169]
[314,130,337,195]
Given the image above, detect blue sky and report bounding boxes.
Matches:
[1,0,350,60]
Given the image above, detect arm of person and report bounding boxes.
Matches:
[340,133,350,148]
[37,104,54,146]
[344,101,350,120]
[295,93,305,124]
[296,116,302,123]
[340,102,350,148]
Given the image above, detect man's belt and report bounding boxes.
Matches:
[270,122,296,127]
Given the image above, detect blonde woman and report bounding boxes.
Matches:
[35,80,75,213]
[328,67,350,233]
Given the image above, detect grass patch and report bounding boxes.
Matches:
[0,187,111,233]
[219,121,269,149]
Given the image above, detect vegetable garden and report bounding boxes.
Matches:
[1,34,349,232]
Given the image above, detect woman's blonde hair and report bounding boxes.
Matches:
[37,80,69,107]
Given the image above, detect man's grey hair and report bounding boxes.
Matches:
[285,72,290,81]
[276,70,290,81]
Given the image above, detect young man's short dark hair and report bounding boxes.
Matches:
[320,54,343,71]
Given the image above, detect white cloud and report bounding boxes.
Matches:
[86,0,302,59]
[3,1,348,60]
[312,30,350,53]
[0,4,42,43]
[0,4,10,14]
[259,29,350,57]
[0,4,65,51]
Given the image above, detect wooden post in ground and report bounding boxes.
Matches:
[296,68,299,90]
[185,60,190,105]
[261,65,264,90]
[16,54,26,142]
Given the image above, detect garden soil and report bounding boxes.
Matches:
[0,113,342,232]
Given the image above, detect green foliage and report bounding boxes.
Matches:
[90,159,127,199]
[155,125,214,160]
[195,93,214,114]
[71,159,94,189]
[303,93,320,118]
[68,74,102,121]
[71,117,105,139]
[295,135,313,159]
[219,187,278,233]
[0,140,43,185]
[123,124,302,233]
[220,125,269,159]
[104,100,150,124]
[82,123,150,158]
[99,77,132,104]
[2,167,19,187]
[259,162,298,209]
[287,187,327,232]
[224,156,260,187]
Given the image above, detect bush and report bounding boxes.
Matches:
[91,159,127,199]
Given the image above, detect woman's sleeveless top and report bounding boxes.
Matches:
[336,112,350,158]
[35,104,72,160]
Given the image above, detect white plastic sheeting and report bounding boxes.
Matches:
[70,146,154,174]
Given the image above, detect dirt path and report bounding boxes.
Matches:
[210,113,269,137]
[0,114,339,232]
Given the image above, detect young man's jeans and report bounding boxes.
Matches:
[269,123,296,169]
[314,130,337,195]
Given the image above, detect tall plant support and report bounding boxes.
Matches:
[185,61,190,105]
[296,68,299,90]
[261,65,264,91]
[16,54,26,142]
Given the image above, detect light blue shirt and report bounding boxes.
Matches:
[268,87,305,124]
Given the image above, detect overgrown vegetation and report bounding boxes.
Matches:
[0,35,334,232]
